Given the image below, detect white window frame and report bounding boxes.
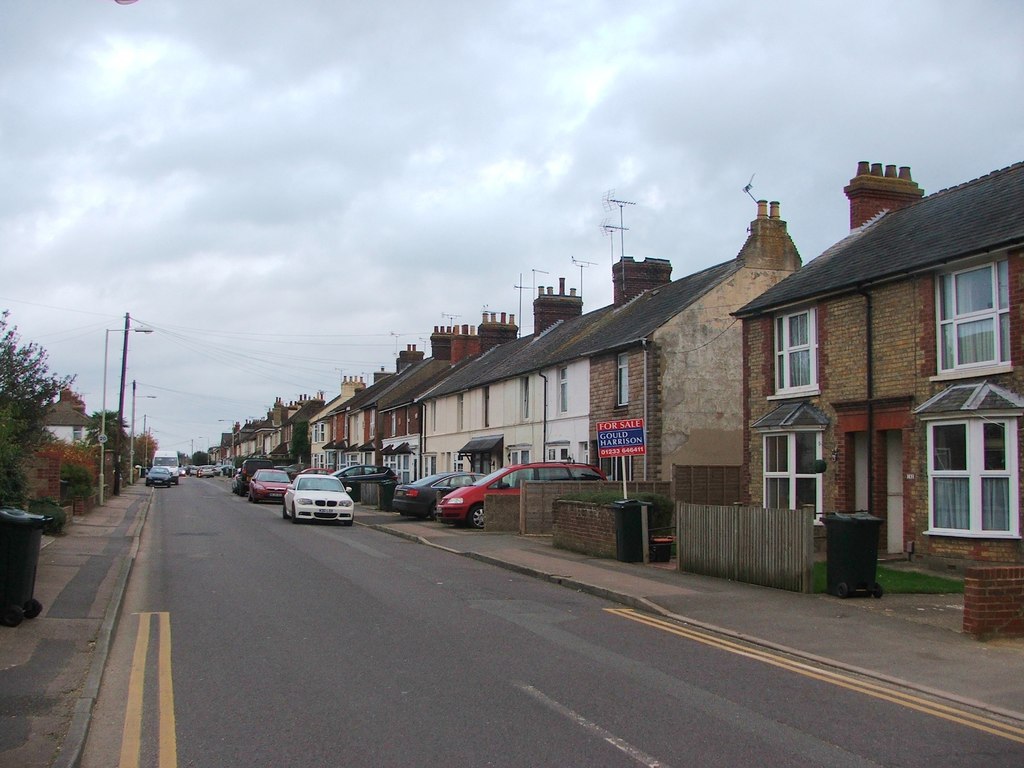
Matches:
[616,353,629,406]
[936,260,1010,374]
[520,377,531,420]
[925,417,1019,538]
[558,367,569,413]
[763,430,823,516]
[774,308,817,394]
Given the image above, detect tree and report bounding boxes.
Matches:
[290,421,310,464]
[0,311,74,505]
[192,451,210,465]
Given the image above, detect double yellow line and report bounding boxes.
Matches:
[120,612,178,768]
[606,607,1024,744]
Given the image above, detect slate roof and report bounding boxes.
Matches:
[914,381,1024,415]
[751,401,831,430]
[423,259,742,398]
[735,161,1024,316]
[44,399,91,428]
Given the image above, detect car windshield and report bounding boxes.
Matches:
[296,476,344,492]
[413,473,452,486]
[473,466,513,486]
[256,470,290,482]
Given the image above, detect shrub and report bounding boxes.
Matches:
[560,490,675,531]
[60,461,94,501]
[28,497,67,536]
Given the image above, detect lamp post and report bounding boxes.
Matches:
[99,315,152,503]
[129,380,156,485]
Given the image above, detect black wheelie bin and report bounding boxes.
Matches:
[612,499,644,563]
[0,507,52,627]
[822,511,884,598]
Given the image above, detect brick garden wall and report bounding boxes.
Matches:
[551,500,616,558]
[24,455,61,501]
[963,566,1024,639]
[482,494,520,532]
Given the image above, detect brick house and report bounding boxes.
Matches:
[420,199,801,480]
[735,161,1024,568]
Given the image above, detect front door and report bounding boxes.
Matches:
[885,430,904,554]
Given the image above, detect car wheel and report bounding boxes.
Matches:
[282,503,288,520]
[427,502,437,520]
[248,491,255,503]
[468,504,485,530]
[290,506,299,524]
[343,520,353,527]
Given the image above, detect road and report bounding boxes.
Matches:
[81,478,1024,767]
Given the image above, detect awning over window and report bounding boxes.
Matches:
[356,441,377,452]
[752,401,829,430]
[322,439,347,451]
[915,380,1024,415]
[458,434,504,455]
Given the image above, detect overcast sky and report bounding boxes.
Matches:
[2,1,1022,457]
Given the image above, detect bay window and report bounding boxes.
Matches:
[764,431,822,514]
[927,418,1018,536]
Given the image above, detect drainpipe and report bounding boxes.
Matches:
[642,339,649,481]
[538,371,549,460]
[858,288,875,510]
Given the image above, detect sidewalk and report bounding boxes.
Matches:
[356,507,1024,721]
[0,484,147,768]
[2,489,1022,768]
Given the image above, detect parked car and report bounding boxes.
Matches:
[393,472,483,519]
[231,469,246,495]
[332,464,397,483]
[282,474,355,525]
[235,457,276,495]
[198,465,218,478]
[145,466,175,488]
[437,462,606,529]
[248,469,292,504]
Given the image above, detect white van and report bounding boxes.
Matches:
[151,450,181,485]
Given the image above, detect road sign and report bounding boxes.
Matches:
[97,434,108,444]
[596,418,646,458]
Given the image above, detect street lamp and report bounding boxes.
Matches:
[129,380,156,485]
[99,314,152,503]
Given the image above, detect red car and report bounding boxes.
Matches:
[437,462,606,529]
[247,468,292,504]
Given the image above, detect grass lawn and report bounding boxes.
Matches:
[812,561,964,595]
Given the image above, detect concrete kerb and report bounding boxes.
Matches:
[359,520,1024,726]
[52,489,152,768]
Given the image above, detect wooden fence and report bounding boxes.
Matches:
[677,503,814,593]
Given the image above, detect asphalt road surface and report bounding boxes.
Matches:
[80,478,1024,767]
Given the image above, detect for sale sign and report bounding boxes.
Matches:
[596,418,646,458]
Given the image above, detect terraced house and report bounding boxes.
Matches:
[418,199,801,483]
[736,160,1024,568]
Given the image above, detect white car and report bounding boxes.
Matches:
[198,465,219,478]
[282,475,354,525]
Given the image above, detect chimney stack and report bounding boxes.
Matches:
[430,325,453,361]
[612,257,672,306]
[396,344,425,372]
[734,199,801,271]
[479,311,519,351]
[533,277,584,333]
[450,324,481,363]
[844,161,924,229]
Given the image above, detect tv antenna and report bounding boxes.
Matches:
[603,190,635,262]
[441,312,461,327]
[571,256,596,298]
[742,173,757,203]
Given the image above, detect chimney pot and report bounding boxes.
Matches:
[885,164,897,178]
[559,277,565,294]
[856,160,870,176]
[537,286,544,297]
[769,201,780,219]
[898,166,912,181]
[871,162,883,176]
[500,312,507,323]
[757,200,768,218]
